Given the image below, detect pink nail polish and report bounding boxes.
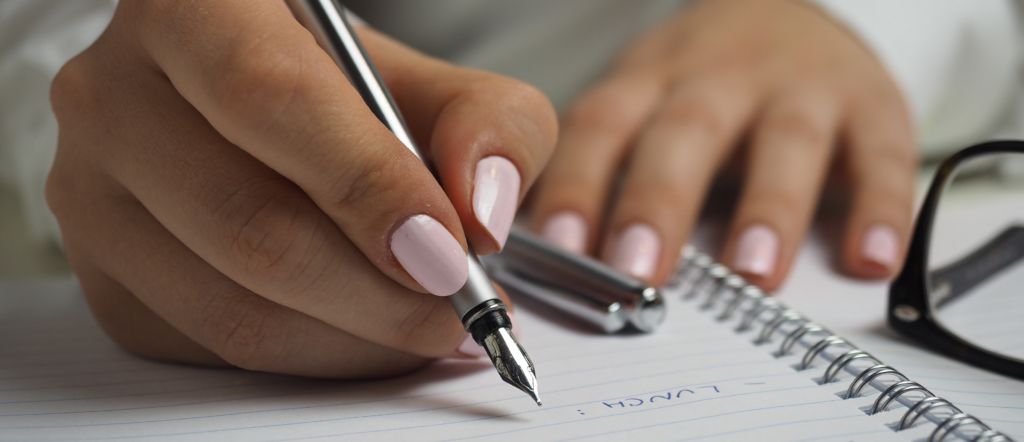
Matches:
[862,224,899,269]
[610,223,661,279]
[456,333,488,358]
[541,211,587,254]
[733,224,779,277]
[390,215,468,296]
[473,156,521,250]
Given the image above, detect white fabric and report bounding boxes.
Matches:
[0,0,115,244]
[1,0,1023,251]
[809,0,1024,155]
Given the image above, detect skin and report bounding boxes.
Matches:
[530,0,917,290]
[47,0,916,378]
[47,0,557,377]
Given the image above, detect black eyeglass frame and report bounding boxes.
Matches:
[889,140,1024,380]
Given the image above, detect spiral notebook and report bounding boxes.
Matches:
[1,252,1021,441]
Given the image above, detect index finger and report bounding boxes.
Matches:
[129,0,470,295]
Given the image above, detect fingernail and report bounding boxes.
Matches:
[541,211,587,254]
[732,224,779,278]
[473,156,521,250]
[456,334,488,358]
[862,224,899,269]
[390,215,468,296]
[610,223,661,279]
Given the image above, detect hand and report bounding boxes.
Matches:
[529,0,915,290]
[46,0,556,377]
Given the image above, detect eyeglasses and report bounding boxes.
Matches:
[890,140,1024,380]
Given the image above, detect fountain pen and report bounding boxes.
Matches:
[285,0,540,405]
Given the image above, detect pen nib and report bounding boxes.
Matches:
[483,327,541,406]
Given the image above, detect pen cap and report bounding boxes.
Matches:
[488,229,666,332]
[487,265,630,333]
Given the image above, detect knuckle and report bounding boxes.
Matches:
[657,98,729,142]
[324,150,401,220]
[203,294,289,371]
[217,184,323,290]
[761,110,829,150]
[50,55,99,124]
[563,91,636,135]
[497,79,559,138]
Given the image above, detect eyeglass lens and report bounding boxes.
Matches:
[928,152,1024,362]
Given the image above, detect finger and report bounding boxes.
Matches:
[528,70,665,254]
[49,42,468,359]
[721,89,841,290]
[128,0,468,295]
[50,174,432,377]
[603,77,758,284]
[365,34,559,254]
[68,260,226,367]
[840,99,916,278]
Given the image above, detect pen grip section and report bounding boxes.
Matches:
[450,253,503,325]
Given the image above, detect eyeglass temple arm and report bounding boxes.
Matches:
[930,225,1024,309]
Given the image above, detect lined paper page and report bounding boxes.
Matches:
[777,234,1024,441]
[931,260,1024,360]
[1,278,906,442]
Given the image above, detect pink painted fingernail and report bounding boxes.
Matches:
[390,215,468,297]
[541,211,587,254]
[732,224,779,277]
[456,334,488,358]
[610,223,661,279]
[862,224,899,269]
[473,156,521,250]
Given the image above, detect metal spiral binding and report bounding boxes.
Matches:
[668,247,704,295]
[758,309,805,345]
[900,397,962,431]
[871,380,933,415]
[930,415,987,442]
[846,364,906,399]
[676,256,714,299]
[702,274,745,311]
[824,350,879,384]
[801,335,849,370]
[737,298,782,332]
[971,430,1014,442]
[718,285,764,321]
[670,245,1013,442]
[688,264,730,301]
[778,323,826,357]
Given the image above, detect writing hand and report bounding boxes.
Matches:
[47,0,556,377]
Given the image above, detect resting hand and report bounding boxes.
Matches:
[530,0,915,289]
[47,0,556,377]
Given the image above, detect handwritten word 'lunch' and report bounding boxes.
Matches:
[602,386,720,408]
